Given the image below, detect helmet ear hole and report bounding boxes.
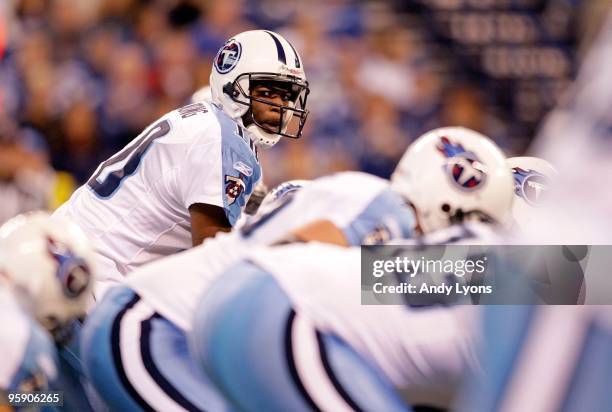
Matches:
[223,82,239,98]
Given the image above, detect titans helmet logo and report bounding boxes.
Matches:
[214,40,242,74]
[437,136,487,191]
[512,167,550,206]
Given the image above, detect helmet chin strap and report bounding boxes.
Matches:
[246,124,280,148]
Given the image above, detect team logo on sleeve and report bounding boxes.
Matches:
[225,174,246,205]
[512,167,550,206]
[214,40,242,74]
[437,136,487,191]
[47,237,91,298]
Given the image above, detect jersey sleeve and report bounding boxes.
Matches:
[220,140,262,226]
[342,187,416,245]
[176,112,261,227]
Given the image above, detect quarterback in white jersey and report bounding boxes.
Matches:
[55,101,262,296]
[54,30,310,298]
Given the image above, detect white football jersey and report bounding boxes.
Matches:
[0,288,58,391]
[54,102,261,297]
[247,242,480,409]
[126,171,416,331]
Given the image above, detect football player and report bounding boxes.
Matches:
[54,30,310,300]
[0,212,95,406]
[186,127,516,411]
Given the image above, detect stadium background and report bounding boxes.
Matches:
[0,0,610,224]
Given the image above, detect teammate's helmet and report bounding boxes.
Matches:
[244,180,269,216]
[391,127,514,233]
[506,156,557,232]
[0,212,95,341]
[210,30,309,148]
[259,179,310,211]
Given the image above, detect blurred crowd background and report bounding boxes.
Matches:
[0,0,610,224]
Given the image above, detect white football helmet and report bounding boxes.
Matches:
[259,179,310,211]
[0,212,95,341]
[506,156,557,232]
[244,180,269,216]
[210,30,309,148]
[391,127,514,233]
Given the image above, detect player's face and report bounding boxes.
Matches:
[250,83,295,133]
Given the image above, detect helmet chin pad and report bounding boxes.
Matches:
[246,123,281,148]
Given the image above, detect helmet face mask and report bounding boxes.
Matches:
[229,73,310,140]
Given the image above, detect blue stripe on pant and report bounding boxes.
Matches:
[459,306,612,412]
[81,285,233,412]
[188,260,412,412]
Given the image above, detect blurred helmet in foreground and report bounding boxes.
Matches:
[391,127,514,233]
[506,156,557,233]
[0,212,95,341]
[259,179,310,212]
[244,180,269,216]
[210,30,309,148]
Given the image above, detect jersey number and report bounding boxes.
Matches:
[87,120,171,198]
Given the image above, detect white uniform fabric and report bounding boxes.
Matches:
[126,171,415,331]
[54,102,261,298]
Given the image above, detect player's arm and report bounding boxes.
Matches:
[283,188,415,247]
[276,219,349,247]
[189,203,231,246]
